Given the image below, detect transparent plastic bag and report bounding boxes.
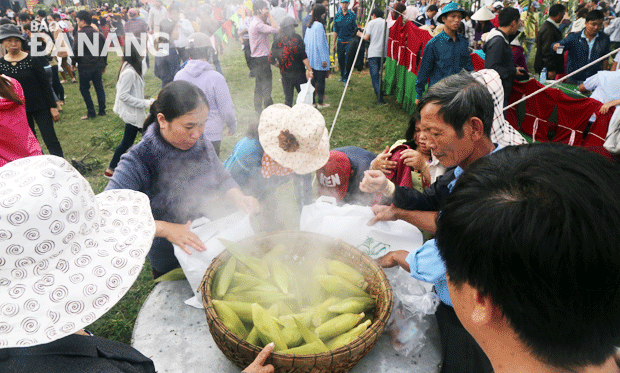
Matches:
[384,267,440,357]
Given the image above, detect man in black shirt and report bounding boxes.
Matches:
[72,10,107,120]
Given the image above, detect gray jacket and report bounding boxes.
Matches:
[113,62,151,128]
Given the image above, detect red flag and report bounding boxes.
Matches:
[222,20,233,38]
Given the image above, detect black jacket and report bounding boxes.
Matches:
[72,25,107,70]
[534,20,564,74]
[393,167,456,211]
[0,334,156,373]
[484,29,516,102]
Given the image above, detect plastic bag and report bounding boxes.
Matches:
[384,266,440,357]
[296,80,315,105]
[173,211,254,308]
[299,196,424,259]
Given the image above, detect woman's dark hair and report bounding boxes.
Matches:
[308,4,326,28]
[475,19,491,33]
[118,44,143,80]
[404,112,421,148]
[246,121,259,139]
[143,80,209,129]
[0,76,24,105]
[576,7,588,18]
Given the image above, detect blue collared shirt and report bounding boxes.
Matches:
[333,9,357,43]
[558,30,610,82]
[405,144,501,307]
[415,31,474,97]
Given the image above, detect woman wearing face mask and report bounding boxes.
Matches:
[105,80,260,279]
[0,23,63,157]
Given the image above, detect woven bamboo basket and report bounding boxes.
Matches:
[201,231,393,373]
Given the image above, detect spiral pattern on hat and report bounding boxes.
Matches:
[69,273,84,284]
[21,317,40,334]
[92,265,106,277]
[81,312,96,324]
[92,294,109,309]
[0,229,12,241]
[0,169,18,179]
[85,239,97,248]
[23,228,40,241]
[10,269,27,281]
[15,257,35,267]
[58,198,72,213]
[106,274,121,289]
[40,168,55,178]
[29,184,44,197]
[129,265,141,276]
[37,204,52,220]
[55,259,69,273]
[49,220,65,235]
[45,326,57,340]
[129,249,143,258]
[17,175,35,187]
[66,211,79,224]
[62,231,75,244]
[1,193,20,208]
[33,260,49,276]
[74,255,91,268]
[7,210,28,226]
[111,257,127,269]
[47,310,60,324]
[24,299,40,312]
[82,283,97,296]
[69,182,80,195]
[65,300,84,315]
[60,322,75,333]
[70,242,81,255]
[49,285,68,302]
[34,240,55,255]
[85,207,95,221]
[1,303,19,317]
[6,244,24,255]
[0,322,12,334]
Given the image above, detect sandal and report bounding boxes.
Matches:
[60,80,67,84]
[104,169,114,178]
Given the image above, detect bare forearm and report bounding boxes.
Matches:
[395,209,438,233]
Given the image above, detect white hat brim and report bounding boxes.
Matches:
[471,7,495,21]
[0,157,155,348]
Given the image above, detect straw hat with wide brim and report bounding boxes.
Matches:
[471,6,495,21]
[0,155,155,348]
[259,104,330,175]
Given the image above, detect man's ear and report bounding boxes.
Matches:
[470,288,502,326]
[468,117,486,141]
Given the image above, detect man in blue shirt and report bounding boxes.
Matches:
[360,71,496,373]
[332,0,357,81]
[553,9,610,84]
[435,143,620,373]
[414,2,473,105]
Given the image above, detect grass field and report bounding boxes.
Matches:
[48,34,412,343]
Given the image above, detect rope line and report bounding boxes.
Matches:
[328,0,377,139]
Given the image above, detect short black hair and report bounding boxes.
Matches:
[427,4,438,12]
[371,8,384,19]
[436,143,620,370]
[254,0,268,14]
[548,4,566,18]
[52,13,60,21]
[498,7,520,27]
[585,9,604,22]
[404,111,422,148]
[37,9,46,18]
[76,10,92,25]
[18,12,30,21]
[417,71,493,138]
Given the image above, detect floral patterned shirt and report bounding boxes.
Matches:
[269,32,308,76]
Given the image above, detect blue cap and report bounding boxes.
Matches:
[436,2,467,23]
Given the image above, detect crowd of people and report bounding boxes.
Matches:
[1,0,620,372]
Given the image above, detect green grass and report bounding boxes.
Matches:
[52,34,409,344]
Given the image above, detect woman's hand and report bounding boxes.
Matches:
[306,69,313,80]
[156,220,206,255]
[400,149,429,172]
[228,188,260,214]
[322,61,327,68]
[50,107,60,121]
[370,146,396,175]
[242,343,275,373]
[376,250,410,272]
